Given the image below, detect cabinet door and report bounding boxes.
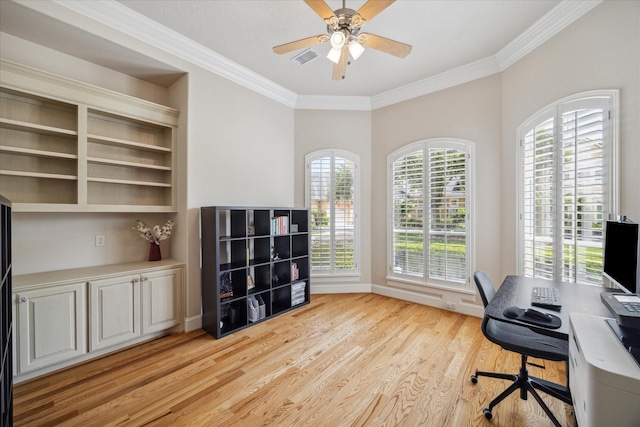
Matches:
[142,268,180,334]
[89,274,141,351]
[15,283,87,373]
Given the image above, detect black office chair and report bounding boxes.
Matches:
[471,271,572,427]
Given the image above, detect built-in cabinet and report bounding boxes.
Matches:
[0,59,179,212]
[201,206,310,338]
[15,282,87,374]
[13,260,183,380]
[89,275,139,352]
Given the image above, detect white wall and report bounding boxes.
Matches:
[500,0,640,277]
[293,109,372,288]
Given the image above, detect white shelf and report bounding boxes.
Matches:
[0,144,78,160]
[87,134,171,153]
[0,117,77,137]
[0,169,77,180]
[87,177,171,187]
[0,60,178,212]
[87,156,171,171]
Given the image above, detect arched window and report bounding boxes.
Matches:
[388,138,474,291]
[517,90,618,284]
[306,150,359,276]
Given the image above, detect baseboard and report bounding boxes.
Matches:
[371,284,484,317]
[183,314,202,332]
[310,283,372,294]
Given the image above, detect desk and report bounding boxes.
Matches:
[485,275,612,340]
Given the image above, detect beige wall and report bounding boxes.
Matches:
[500,0,640,278]
[185,68,294,322]
[370,74,503,308]
[294,109,372,287]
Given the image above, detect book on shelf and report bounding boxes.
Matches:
[271,216,289,235]
[291,262,299,281]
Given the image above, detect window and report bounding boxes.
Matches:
[306,150,359,276]
[518,91,618,285]
[388,139,474,290]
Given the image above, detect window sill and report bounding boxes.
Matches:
[386,275,475,296]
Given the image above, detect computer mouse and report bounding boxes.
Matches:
[525,308,553,321]
[503,306,521,319]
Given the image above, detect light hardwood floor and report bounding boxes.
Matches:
[13,294,575,426]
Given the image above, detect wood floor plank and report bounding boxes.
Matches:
[13,294,576,426]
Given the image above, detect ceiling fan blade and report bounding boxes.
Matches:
[273,35,329,54]
[360,33,412,58]
[304,0,337,21]
[332,46,348,80]
[356,0,395,22]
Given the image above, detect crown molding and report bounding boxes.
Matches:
[52,0,298,108]
[295,95,372,110]
[44,0,603,111]
[372,56,501,110]
[496,0,602,70]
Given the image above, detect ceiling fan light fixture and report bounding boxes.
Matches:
[348,40,365,60]
[327,47,342,64]
[330,31,346,49]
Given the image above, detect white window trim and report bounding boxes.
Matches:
[515,89,619,277]
[305,149,361,278]
[386,138,475,292]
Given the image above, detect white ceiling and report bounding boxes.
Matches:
[0,0,602,107]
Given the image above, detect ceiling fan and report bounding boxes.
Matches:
[273,0,412,80]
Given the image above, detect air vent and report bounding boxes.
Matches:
[291,49,318,66]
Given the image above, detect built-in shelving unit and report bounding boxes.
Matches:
[201,206,310,338]
[0,195,12,426]
[0,59,179,212]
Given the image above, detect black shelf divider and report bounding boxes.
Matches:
[1,195,13,426]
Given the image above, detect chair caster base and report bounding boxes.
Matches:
[483,408,493,419]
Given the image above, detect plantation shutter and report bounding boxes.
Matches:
[307,151,358,275]
[427,146,467,283]
[390,140,471,289]
[521,115,555,279]
[559,103,606,285]
[333,158,356,272]
[520,93,613,285]
[309,156,331,272]
[391,150,424,276]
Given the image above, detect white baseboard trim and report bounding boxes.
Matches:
[184,315,202,332]
[371,284,484,317]
[311,283,372,294]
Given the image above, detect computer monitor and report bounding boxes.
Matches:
[603,220,639,295]
[600,219,640,330]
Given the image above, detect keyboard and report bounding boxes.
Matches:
[621,301,640,313]
[531,286,562,310]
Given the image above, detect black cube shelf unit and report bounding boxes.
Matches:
[201,206,310,338]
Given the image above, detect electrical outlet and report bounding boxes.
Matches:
[95,235,106,247]
[446,302,456,310]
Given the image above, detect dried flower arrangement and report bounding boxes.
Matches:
[133,220,175,245]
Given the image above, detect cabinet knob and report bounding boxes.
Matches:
[133,278,140,283]
[19,297,27,303]
[142,276,148,282]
